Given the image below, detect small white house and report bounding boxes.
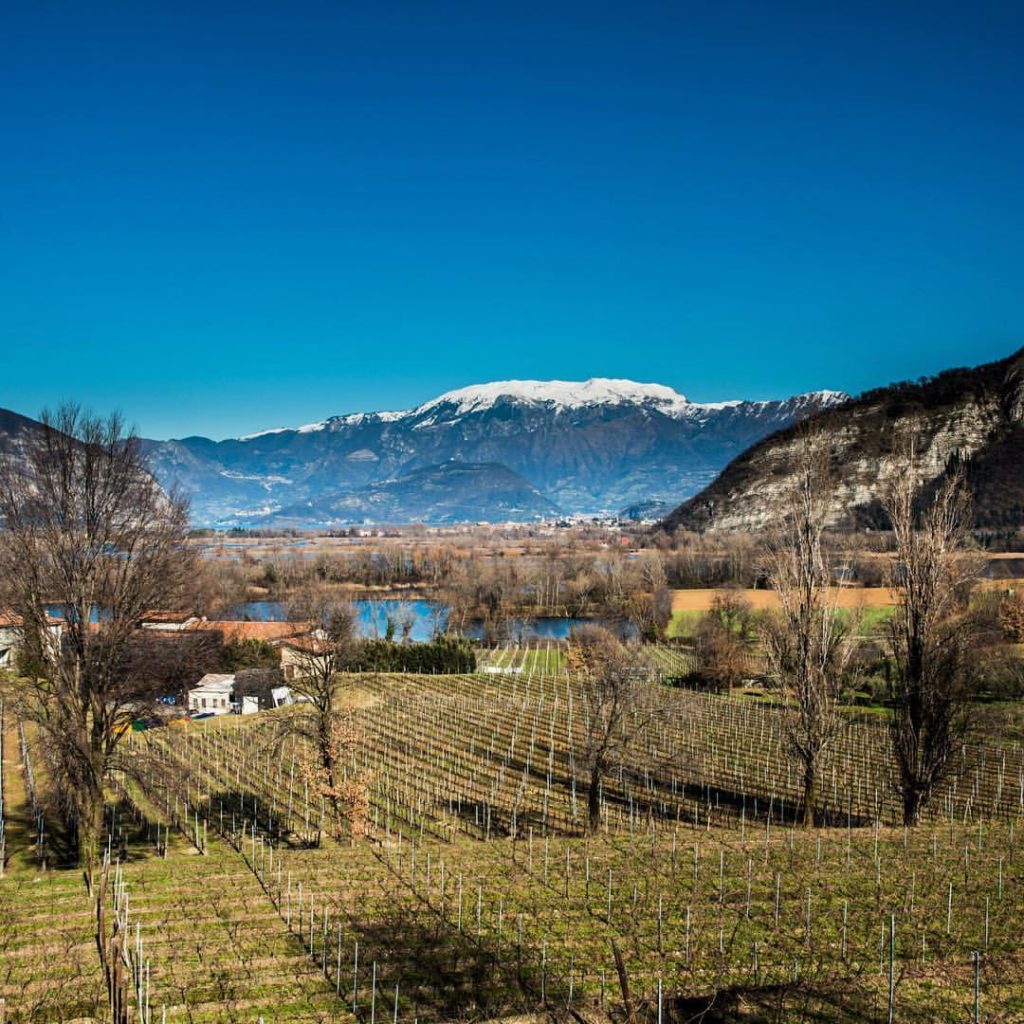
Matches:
[188,673,236,716]
[0,612,64,670]
[270,686,294,709]
[0,622,16,668]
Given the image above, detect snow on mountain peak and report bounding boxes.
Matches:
[416,378,694,417]
[233,381,849,439]
[798,389,848,406]
[238,421,327,441]
[238,410,407,439]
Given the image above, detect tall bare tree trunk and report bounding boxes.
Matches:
[802,763,816,827]
[884,437,975,827]
[588,762,602,834]
[761,430,856,829]
[0,405,193,886]
[902,783,923,827]
[318,710,342,835]
[78,782,105,893]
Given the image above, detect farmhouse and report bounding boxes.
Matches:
[277,632,329,682]
[187,673,237,715]
[0,610,65,669]
[188,672,265,715]
[238,693,260,714]
[0,613,17,668]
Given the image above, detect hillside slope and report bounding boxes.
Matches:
[0,408,49,456]
[662,348,1024,533]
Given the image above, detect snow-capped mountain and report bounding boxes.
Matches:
[238,379,845,431]
[137,378,847,526]
[414,379,697,418]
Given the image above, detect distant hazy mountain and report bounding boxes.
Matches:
[617,498,675,522]
[259,461,559,527]
[135,379,846,526]
[662,349,1024,533]
[0,379,845,526]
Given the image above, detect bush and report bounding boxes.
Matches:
[975,648,1024,701]
[223,637,281,671]
[999,592,1024,642]
[345,636,476,674]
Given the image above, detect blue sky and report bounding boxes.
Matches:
[2,1,1022,439]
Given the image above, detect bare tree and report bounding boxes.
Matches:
[624,586,673,642]
[697,589,756,691]
[564,570,596,618]
[392,600,417,644]
[567,627,650,833]
[0,405,192,889]
[126,628,225,700]
[761,432,858,826]
[999,590,1024,642]
[884,441,977,825]
[283,585,360,842]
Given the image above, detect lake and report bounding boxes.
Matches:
[223,600,627,642]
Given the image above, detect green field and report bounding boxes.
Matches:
[668,604,896,641]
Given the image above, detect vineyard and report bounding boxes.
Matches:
[476,642,701,681]
[2,667,1024,1022]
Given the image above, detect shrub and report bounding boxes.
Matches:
[223,637,281,671]
[345,635,476,674]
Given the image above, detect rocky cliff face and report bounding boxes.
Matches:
[1006,358,1024,424]
[663,349,1024,533]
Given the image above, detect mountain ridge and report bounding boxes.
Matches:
[661,348,1024,533]
[229,379,846,442]
[0,377,849,526]
[142,379,847,525]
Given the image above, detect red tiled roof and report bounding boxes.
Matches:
[0,610,63,628]
[141,610,196,623]
[200,621,310,643]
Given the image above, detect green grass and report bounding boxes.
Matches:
[666,609,702,638]
[668,605,895,641]
[844,604,895,633]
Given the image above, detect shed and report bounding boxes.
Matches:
[271,686,294,708]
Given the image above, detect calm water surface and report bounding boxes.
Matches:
[223,599,625,641]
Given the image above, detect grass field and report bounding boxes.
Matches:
[670,588,901,614]
[668,588,900,641]
[3,672,1024,1022]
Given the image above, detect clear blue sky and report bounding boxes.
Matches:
[3,1,1022,439]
